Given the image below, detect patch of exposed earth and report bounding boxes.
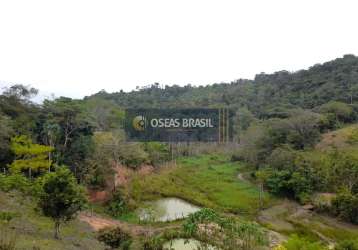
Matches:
[79,212,179,237]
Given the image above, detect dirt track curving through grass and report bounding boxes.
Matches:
[79,212,180,236]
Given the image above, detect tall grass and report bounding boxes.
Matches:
[0,228,16,250]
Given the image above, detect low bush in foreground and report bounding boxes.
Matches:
[0,173,30,193]
[282,234,328,250]
[335,239,358,250]
[97,227,132,250]
[184,208,268,250]
[331,190,358,224]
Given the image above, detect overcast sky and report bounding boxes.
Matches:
[0,0,358,100]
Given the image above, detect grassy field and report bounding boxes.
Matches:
[123,153,358,244]
[126,154,272,217]
[0,191,105,250]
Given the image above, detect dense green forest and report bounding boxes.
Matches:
[88,54,358,116]
[1,54,358,249]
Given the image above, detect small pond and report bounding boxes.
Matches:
[163,238,217,250]
[138,197,201,222]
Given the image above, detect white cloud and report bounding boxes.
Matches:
[0,0,357,99]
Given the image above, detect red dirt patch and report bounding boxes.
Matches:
[114,164,154,188]
[88,164,155,203]
[88,189,110,203]
[315,124,358,151]
[79,212,179,236]
[79,213,121,231]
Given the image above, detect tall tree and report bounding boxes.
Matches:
[0,84,39,135]
[42,97,94,178]
[0,115,14,167]
[38,167,87,239]
[43,97,93,151]
[84,97,124,131]
[9,135,54,177]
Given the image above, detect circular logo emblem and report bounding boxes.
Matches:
[132,115,146,131]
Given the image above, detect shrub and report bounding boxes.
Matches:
[183,209,267,250]
[335,240,358,250]
[0,173,30,193]
[183,208,221,235]
[144,142,169,166]
[120,143,149,169]
[331,191,358,224]
[97,227,132,249]
[142,235,165,250]
[107,190,127,217]
[318,101,354,126]
[0,212,17,223]
[273,245,288,250]
[283,235,327,250]
[266,146,296,171]
[265,170,293,197]
[312,194,333,213]
[141,229,185,250]
[288,172,314,203]
[348,128,358,144]
[30,175,46,198]
[38,167,87,239]
[231,153,245,162]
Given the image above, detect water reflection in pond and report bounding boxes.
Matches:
[138,198,201,222]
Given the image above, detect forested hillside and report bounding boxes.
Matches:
[88,54,358,118]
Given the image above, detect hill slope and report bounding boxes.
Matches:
[316,124,358,152]
[0,191,105,250]
[87,54,358,117]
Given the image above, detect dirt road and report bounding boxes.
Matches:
[79,212,180,236]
